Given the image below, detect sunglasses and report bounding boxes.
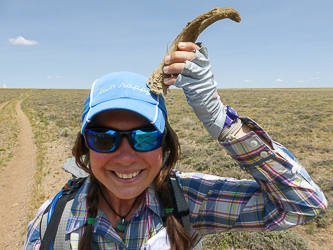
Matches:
[83,126,165,153]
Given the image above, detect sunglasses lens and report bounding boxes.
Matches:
[131,128,164,151]
[85,129,118,152]
[85,127,164,153]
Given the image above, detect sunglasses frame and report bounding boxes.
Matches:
[83,126,166,153]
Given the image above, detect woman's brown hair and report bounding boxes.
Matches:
[72,120,191,250]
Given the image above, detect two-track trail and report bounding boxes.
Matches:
[0,101,9,110]
[0,100,36,249]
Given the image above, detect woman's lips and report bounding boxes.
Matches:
[113,170,141,179]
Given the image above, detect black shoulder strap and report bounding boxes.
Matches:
[40,178,86,250]
[167,171,203,250]
[169,171,191,233]
[162,172,190,228]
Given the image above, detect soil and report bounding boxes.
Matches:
[291,224,333,250]
[0,101,36,249]
[0,98,332,249]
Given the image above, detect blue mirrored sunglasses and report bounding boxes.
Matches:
[83,126,165,153]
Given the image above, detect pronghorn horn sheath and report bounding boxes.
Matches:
[147,7,241,95]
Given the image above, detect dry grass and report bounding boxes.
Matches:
[0,88,24,103]
[0,89,25,169]
[0,100,20,173]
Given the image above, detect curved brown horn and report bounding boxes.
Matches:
[147,7,241,95]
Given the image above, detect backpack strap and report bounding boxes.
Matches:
[40,178,86,250]
[165,171,203,250]
[169,172,191,235]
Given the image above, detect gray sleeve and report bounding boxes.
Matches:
[175,43,226,139]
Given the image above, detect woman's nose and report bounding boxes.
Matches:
[113,136,139,165]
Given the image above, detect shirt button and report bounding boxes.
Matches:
[260,151,268,158]
[291,167,297,174]
[250,140,258,147]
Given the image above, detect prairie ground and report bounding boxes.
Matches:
[0,87,332,249]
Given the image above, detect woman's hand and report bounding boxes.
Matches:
[163,42,227,140]
[163,42,200,86]
[163,43,262,144]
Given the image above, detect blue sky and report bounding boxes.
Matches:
[1,0,332,89]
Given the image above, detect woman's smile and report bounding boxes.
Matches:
[113,170,141,179]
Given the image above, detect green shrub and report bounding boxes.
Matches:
[203,230,309,250]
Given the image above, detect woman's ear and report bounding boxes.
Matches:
[83,154,90,166]
[161,150,170,168]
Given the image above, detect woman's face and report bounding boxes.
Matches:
[89,109,163,201]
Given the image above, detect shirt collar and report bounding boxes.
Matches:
[143,182,162,217]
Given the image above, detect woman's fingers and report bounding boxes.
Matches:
[164,75,178,86]
[178,42,200,52]
[163,62,184,85]
[164,51,194,65]
[164,42,201,65]
[163,63,186,75]
[163,42,201,85]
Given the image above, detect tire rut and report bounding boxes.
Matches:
[0,100,36,249]
[0,101,10,110]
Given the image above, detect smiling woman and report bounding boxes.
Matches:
[87,110,164,201]
[24,43,327,250]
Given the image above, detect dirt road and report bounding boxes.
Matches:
[0,100,36,249]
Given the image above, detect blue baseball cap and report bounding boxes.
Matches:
[81,72,167,134]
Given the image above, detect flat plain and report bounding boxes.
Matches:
[0,88,332,249]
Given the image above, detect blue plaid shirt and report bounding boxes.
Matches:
[24,118,327,249]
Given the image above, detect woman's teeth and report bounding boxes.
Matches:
[115,171,140,179]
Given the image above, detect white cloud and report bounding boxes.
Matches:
[276,79,283,82]
[3,84,6,88]
[46,76,52,79]
[296,77,320,83]
[9,36,38,45]
[244,80,251,83]
[55,76,63,78]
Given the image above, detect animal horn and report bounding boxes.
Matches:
[147,7,241,95]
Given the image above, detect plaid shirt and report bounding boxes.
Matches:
[24,118,327,249]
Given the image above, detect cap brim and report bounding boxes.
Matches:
[81,98,166,134]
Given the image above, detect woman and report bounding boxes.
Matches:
[24,42,327,250]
